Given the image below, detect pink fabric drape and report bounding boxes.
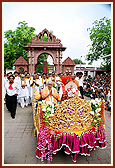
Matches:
[36,125,107,163]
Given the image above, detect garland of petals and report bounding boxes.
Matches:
[35,126,53,164]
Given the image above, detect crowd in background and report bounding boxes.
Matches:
[83,72,111,112]
[4,70,111,112]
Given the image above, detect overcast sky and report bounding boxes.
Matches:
[3,2,111,66]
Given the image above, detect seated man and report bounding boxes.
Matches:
[41,80,61,107]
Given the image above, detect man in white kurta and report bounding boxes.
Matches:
[19,74,29,108]
[36,73,42,93]
[14,71,21,104]
[25,73,32,105]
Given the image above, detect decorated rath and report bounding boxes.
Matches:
[32,80,106,164]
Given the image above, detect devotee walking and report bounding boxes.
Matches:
[41,73,47,89]
[14,71,21,103]
[19,74,29,108]
[77,72,84,99]
[4,75,20,119]
[25,73,32,105]
[36,73,42,92]
[48,72,57,88]
[30,74,40,93]
[75,72,79,80]
[55,73,62,92]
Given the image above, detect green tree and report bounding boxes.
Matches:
[86,16,111,71]
[99,60,111,72]
[88,62,92,65]
[73,58,86,64]
[4,21,36,70]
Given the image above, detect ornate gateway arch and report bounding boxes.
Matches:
[24,28,66,75]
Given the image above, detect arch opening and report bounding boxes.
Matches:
[35,53,54,73]
[39,31,52,42]
[18,67,24,73]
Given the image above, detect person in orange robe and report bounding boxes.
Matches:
[41,80,61,107]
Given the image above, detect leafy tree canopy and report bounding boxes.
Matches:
[4,23,54,71]
[86,16,111,62]
[88,62,92,65]
[73,58,86,65]
[4,21,36,70]
[99,59,111,72]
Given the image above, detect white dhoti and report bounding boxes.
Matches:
[27,86,32,104]
[19,87,29,108]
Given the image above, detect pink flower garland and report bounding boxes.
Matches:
[36,126,53,164]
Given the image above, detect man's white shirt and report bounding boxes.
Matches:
[77,77,83,87]
[4,82,21,97]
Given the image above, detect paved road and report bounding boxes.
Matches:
[4,96,112,165]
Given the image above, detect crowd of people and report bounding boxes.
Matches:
[83,72,111,112]
[4,70,111,119]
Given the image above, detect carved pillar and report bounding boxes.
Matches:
[27,50,31,58]
[28,48,32,75]
[56,49,59,73]
[53,64,55,73]
[56,49,58,64]
[30,51,33,75]
[32,50,34,58]
[28,48,35,75]
[59,49,63,73]
[32,48,35,74]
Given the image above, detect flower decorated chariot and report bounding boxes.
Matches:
[32,81,106,163]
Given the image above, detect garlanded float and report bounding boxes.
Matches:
[32,82,106,164]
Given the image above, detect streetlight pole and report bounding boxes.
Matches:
[80,56,82,70]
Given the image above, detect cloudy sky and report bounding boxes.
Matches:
[3,2,111,66]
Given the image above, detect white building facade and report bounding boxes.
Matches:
[74,64,100,78]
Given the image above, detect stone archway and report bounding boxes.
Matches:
[24,28,66,75]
